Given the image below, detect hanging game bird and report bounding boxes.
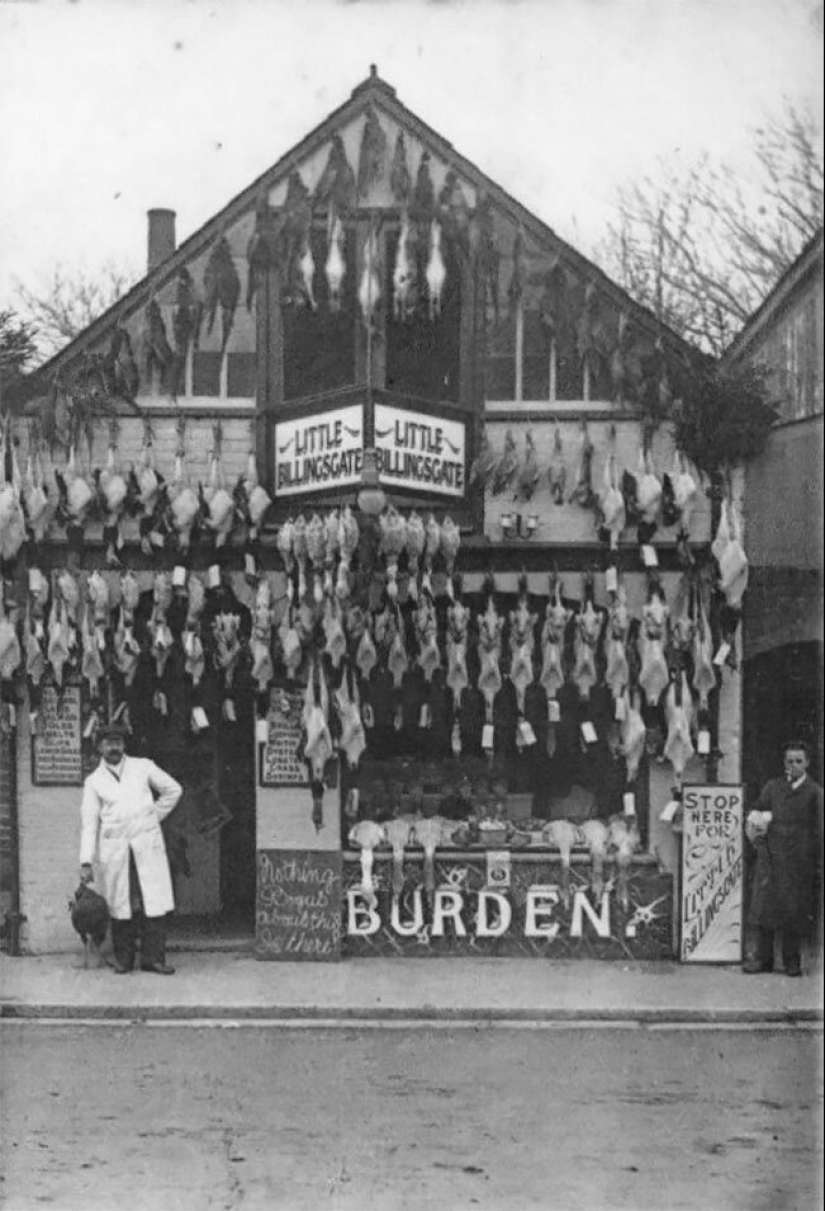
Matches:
[390,130,412,206]
[357,105,388,196]
[203,236,241,353]
[491,429,519,497]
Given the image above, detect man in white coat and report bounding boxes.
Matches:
[80,722,183,975]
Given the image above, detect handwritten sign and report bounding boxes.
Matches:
[32,683,83,786]
[259,690,308,787]
[256,850,342,961]
[274,405,363,497]
[374,403,466,497]
[680,784,744,963]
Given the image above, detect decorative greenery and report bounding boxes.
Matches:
[672,362,778,476]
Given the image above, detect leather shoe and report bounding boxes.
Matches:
[140,962,175,975]
[113,962,133,975]
[784,963,802,978]
[742,960,773,974]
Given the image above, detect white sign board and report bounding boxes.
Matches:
[374,403,465,497]
[274,405,364,497]
[680,784,744,964]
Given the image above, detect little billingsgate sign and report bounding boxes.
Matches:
[274,403,466,499]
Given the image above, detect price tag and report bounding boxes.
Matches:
[642,544,659,568]
[486,850,512,890]
[172,566,187,588]
[191,706,210,731]
[255,717,269,744]
[150,530,165,548]
[623,792,636,817]
[614,696,627,721]
[697,729,711,755]
[245,553,257,577]
[713,642,730,667]
[518,719,537,746]
[223,699,237,723]
[605,566,618,593]
[28,568,41,591]
[97,628,107,652]
[208,565,222,589]
[482,723,495,750]
[7,704,16,729]
[581,721,597,744]
[419,703,432,728]
[659,799,680,823]
[83,715,98,740]
[609,532,618,550]
[547,699,561,723]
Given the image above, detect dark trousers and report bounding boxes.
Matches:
[111,851,167,970]
[753,925,801,971]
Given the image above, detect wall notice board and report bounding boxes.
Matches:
[256,849,342,961]
[680,783,744,963]
[31,683,84,786]
[258,690,309,787]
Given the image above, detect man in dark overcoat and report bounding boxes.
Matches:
[744,741,823,977]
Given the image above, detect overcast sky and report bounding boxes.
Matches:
[1,0,822,314]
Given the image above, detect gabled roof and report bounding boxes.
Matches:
[31,66,701,386]
[724,226,824,364]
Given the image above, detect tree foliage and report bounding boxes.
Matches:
[673,363,778,477]
[14,259,136,362]
[0,309,39,412]
[596,100,823,356]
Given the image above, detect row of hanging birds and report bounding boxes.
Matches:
[472,423,702,540]
[0,420,272,573]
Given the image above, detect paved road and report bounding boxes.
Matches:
[0,1024,821,1211]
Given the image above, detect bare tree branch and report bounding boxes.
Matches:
[14,259,137,362]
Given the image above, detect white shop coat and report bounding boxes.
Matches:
[79,757,183,920]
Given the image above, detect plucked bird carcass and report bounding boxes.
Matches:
[182,574,206,688]
[335,667,366,770]
[306,513,328,606]
[0,593,22,683]
[636,446,662,535]
[0,429,26,570]
[508,576,537,715]
[358,220,382,329]
[355,618,378,683]
[384,813,415,900]
[672,450,698,536]
[605,581,630,701]
[580,818,610,900]
[348,818,386,910]
[716,497,749,610]
[69,881,111,969]
[476,577,505,728]
[425,220,446,320]
[608,814,641,912]
[663,671,695,781]
[357,104,388,196]
[638,587,670,706]
[325,215,346,312]
[393,211,416,321]
[415,593,441,685]
[620,691,647,784]
[21,446,52,554]
[335,506,359,601]
[380,506,407,603]
[412,814,457,906]
[404,511,426,601]
[80,600,105,702]
[568,424,597,511]
[692,590,716,710]
[148,572,174,685]
[539,575,571,704]
[572,575,603,702]
[469,429,497,492]
[440,515,460,597]
[322,594,347,670]
[600,450,626,546]
[541,818,580,909]
[250,579,275,693]
[54,445,95,549]
[96,431,129,567]
[422,513,441,599]
[113,572,142,688]
[446,593,470,709]
[168,448,201,555]
[200,438,235,551]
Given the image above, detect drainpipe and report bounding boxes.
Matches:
[1,725,24,956]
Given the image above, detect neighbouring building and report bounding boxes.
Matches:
[1,69,747,964]
[724,228,824,801]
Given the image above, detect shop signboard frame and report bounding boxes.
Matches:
[258,689,309,788]
[31,681,85,787]
[679,783,745,964]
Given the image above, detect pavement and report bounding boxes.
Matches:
[1,948,822,1024]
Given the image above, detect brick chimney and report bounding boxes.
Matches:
[147,209,176,271]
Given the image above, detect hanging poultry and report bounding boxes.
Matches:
[393,211,416,321]
[379,506,407,603]
[143,298,174,388]
[355,620,378,683]
[168,445,201,555]
[605,581,630,701]
[325,215,346,312]
[389,131,412,206]
[469,429,497,491]
[446,591,470,709]
[182,574,206,688]
[80,599,104,702]
[278,601,303,680]
[440,516,460,597]
[516,430,540,503]
[46,588,71,688]
[249,576,275,694]
[572,574,603,702]
[476,576,505,726]
[113,571,141,689]
[384,813,416,900]
[358,220,382,330]
[600,449,626,546]
[404,511,425,601]
[541,818,580,909]
[509,576,537,715]
[335,506,359,601]
[306,513,327,606]
[148,572,174,682]
[348,818,386,910]
[0,592,22,683]
[235,451,272,542]
[491,430,519,497]
[580,818,611,901]
[322,594,347,670]
[421,513,441,600]
[301,659,334,832]
[0,425,26,570]
[96,427,129,568]
[203,235,241,353]
[335,667,366,769]
[539,575,571,702]
[54,445,95,548]
[411,814,458,907]
[663,671,695,780]
[547,424,566,505]
[620,691,647,784]
[636,445,663,532]
[672,450,698,536]
[134,425,166,555]
[425,220,446,320]
[716,496,749,609]
[692,586,716,709]
[568,424,598,511]
[638,585,670,706]
[608,814,641,913]
[357,104,388,196]
[21,443,51,555]
[415,592,441,684]
[200,434,235,551]
[292,514,309,603]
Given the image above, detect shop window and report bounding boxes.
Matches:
[283,226,356,401]
[554,325,583,400]
[192,351,222,397]
[227,352,256,398]
[485,310,516,401]
[385,230,462,402]
[522,308,550,401]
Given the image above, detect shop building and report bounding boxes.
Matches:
[1,69,746,960]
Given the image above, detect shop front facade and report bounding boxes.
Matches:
[1,70,745,961]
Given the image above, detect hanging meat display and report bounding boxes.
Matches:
[539,573,570,705]
[203,235,240,353]
[638,585,670,706]
[572,574,603,702]
[547,424,566,505]
[301,657,334,832]
[508,576,536,716]
[348,817,386,909]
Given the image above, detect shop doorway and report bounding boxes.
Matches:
[742,641,823,802]
[127,630,257,945]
